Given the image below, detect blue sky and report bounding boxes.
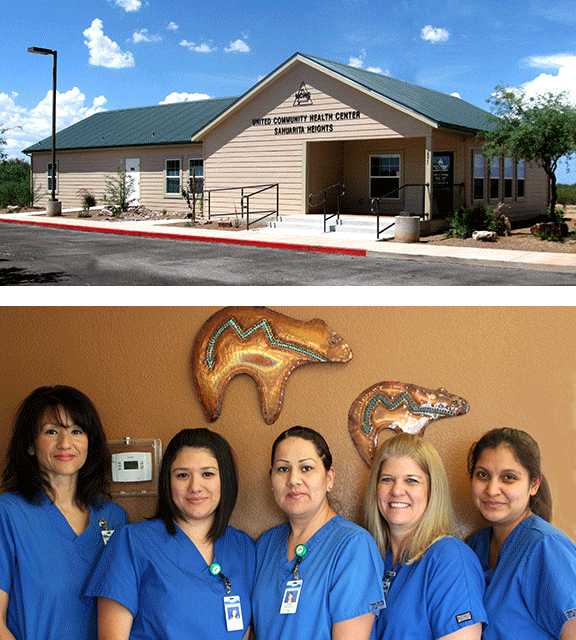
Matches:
[2,0,575,182]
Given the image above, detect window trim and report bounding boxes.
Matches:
[165,158,181,197]
[489,156,500,201]
[369,153,401,200]
[188,158,204,195]
[516,159,526,200]
[503,156,514,199]
[472,151,485,201]
[47,161,59,195]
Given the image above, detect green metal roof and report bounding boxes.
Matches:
[23,97,238,153]
[301,53,496,133]
[24,52,496,154]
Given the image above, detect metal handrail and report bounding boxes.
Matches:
[370,183,429,240]
[205,183,279,229]
[308,182,346,233]
[243,183,279,230]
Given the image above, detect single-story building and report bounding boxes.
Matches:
[24,52,548,221]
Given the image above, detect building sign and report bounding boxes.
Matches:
[251,109,362,136]
[249,80,362,136]
[293,82,312,106]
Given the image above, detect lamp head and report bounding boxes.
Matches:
[27,46,56,56]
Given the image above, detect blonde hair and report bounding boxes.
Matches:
[364,433,454,563]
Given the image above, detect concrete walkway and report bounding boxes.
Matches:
[1,210,575,268]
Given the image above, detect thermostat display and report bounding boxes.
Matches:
[112,452,152,482]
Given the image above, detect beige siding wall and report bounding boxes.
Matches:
[465,141,548,219]
[203,61,430,215]
[31,144,202,212]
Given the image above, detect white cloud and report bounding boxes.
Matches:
[421,25,450,44]
[132,28,161,44]
[113,0,141,12]
[450,91,462,98]
[348,55,364,69]
[179,40,216,53]
[0,88,108,158]
[159,92,211,105]
[166,21,179,31]
[224,39,250,54]
[348,51,387,75]
[520,53,576,103]
[83,19,135,68]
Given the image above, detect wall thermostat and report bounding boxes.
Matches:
[108,437,162,496]
[112,451,152,482]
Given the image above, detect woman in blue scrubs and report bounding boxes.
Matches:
[252,426,385,640]
[467,427,576,640]
[364,433,486,640]
[0,385,127,640]
[88,428,255,639]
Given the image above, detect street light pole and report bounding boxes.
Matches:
[27,46,61,215]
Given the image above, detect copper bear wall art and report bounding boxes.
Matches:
[348,381,470,466]
[192,307,352,424]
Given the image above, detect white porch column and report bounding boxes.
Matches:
[424,130,432,220]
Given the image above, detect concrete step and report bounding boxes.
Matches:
[263,215,396,239]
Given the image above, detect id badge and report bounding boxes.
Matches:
[100,529,115,545]
[224,595,244,632]
[280,579,302,614]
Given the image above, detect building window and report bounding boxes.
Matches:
[473,152,485,200]
[516,159,525,198]
[47,162,58,193]
[165,159,181,194]
[370,154,400,199]
[189,159,204,194]
[504,157,513,198]
[489,157,500,200]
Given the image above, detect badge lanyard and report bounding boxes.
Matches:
[280,543,307,615]
[382,569,397,608]
[210,562,244,632]
[98,519,115,545]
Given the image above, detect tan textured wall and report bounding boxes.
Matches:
[32,144,202,212]
[0,307,574,542]
[203,60,430,215]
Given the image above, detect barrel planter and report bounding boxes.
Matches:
[394,215,420,243]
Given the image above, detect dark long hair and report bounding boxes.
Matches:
[270,425,333,471]
[154,428,238,541]
[1,385,110,508]
[467,427,552,522]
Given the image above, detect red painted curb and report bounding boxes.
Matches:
[0,217,367,257]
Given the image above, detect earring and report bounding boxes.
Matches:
[27,446,34,456]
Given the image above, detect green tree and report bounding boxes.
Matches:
[482,87,576,217]
[0,125,7,162]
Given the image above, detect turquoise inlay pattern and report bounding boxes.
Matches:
[361,392,459,434]
[205,317,329,370]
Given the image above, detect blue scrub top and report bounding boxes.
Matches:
[375,536,487,640]
[0,491,127,640]
[252,515,385,640]
[85,518,256,640]
[468,515,576,639]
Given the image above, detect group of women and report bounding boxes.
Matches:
[0,385,574,639]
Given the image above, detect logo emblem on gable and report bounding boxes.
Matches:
[293,82,312,106]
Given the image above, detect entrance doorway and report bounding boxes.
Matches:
[432,152,453,216]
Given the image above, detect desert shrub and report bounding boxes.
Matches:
[77,189,97,217]
[557,184,576,205]
[447,205,486,238]
[103,166,134,215]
